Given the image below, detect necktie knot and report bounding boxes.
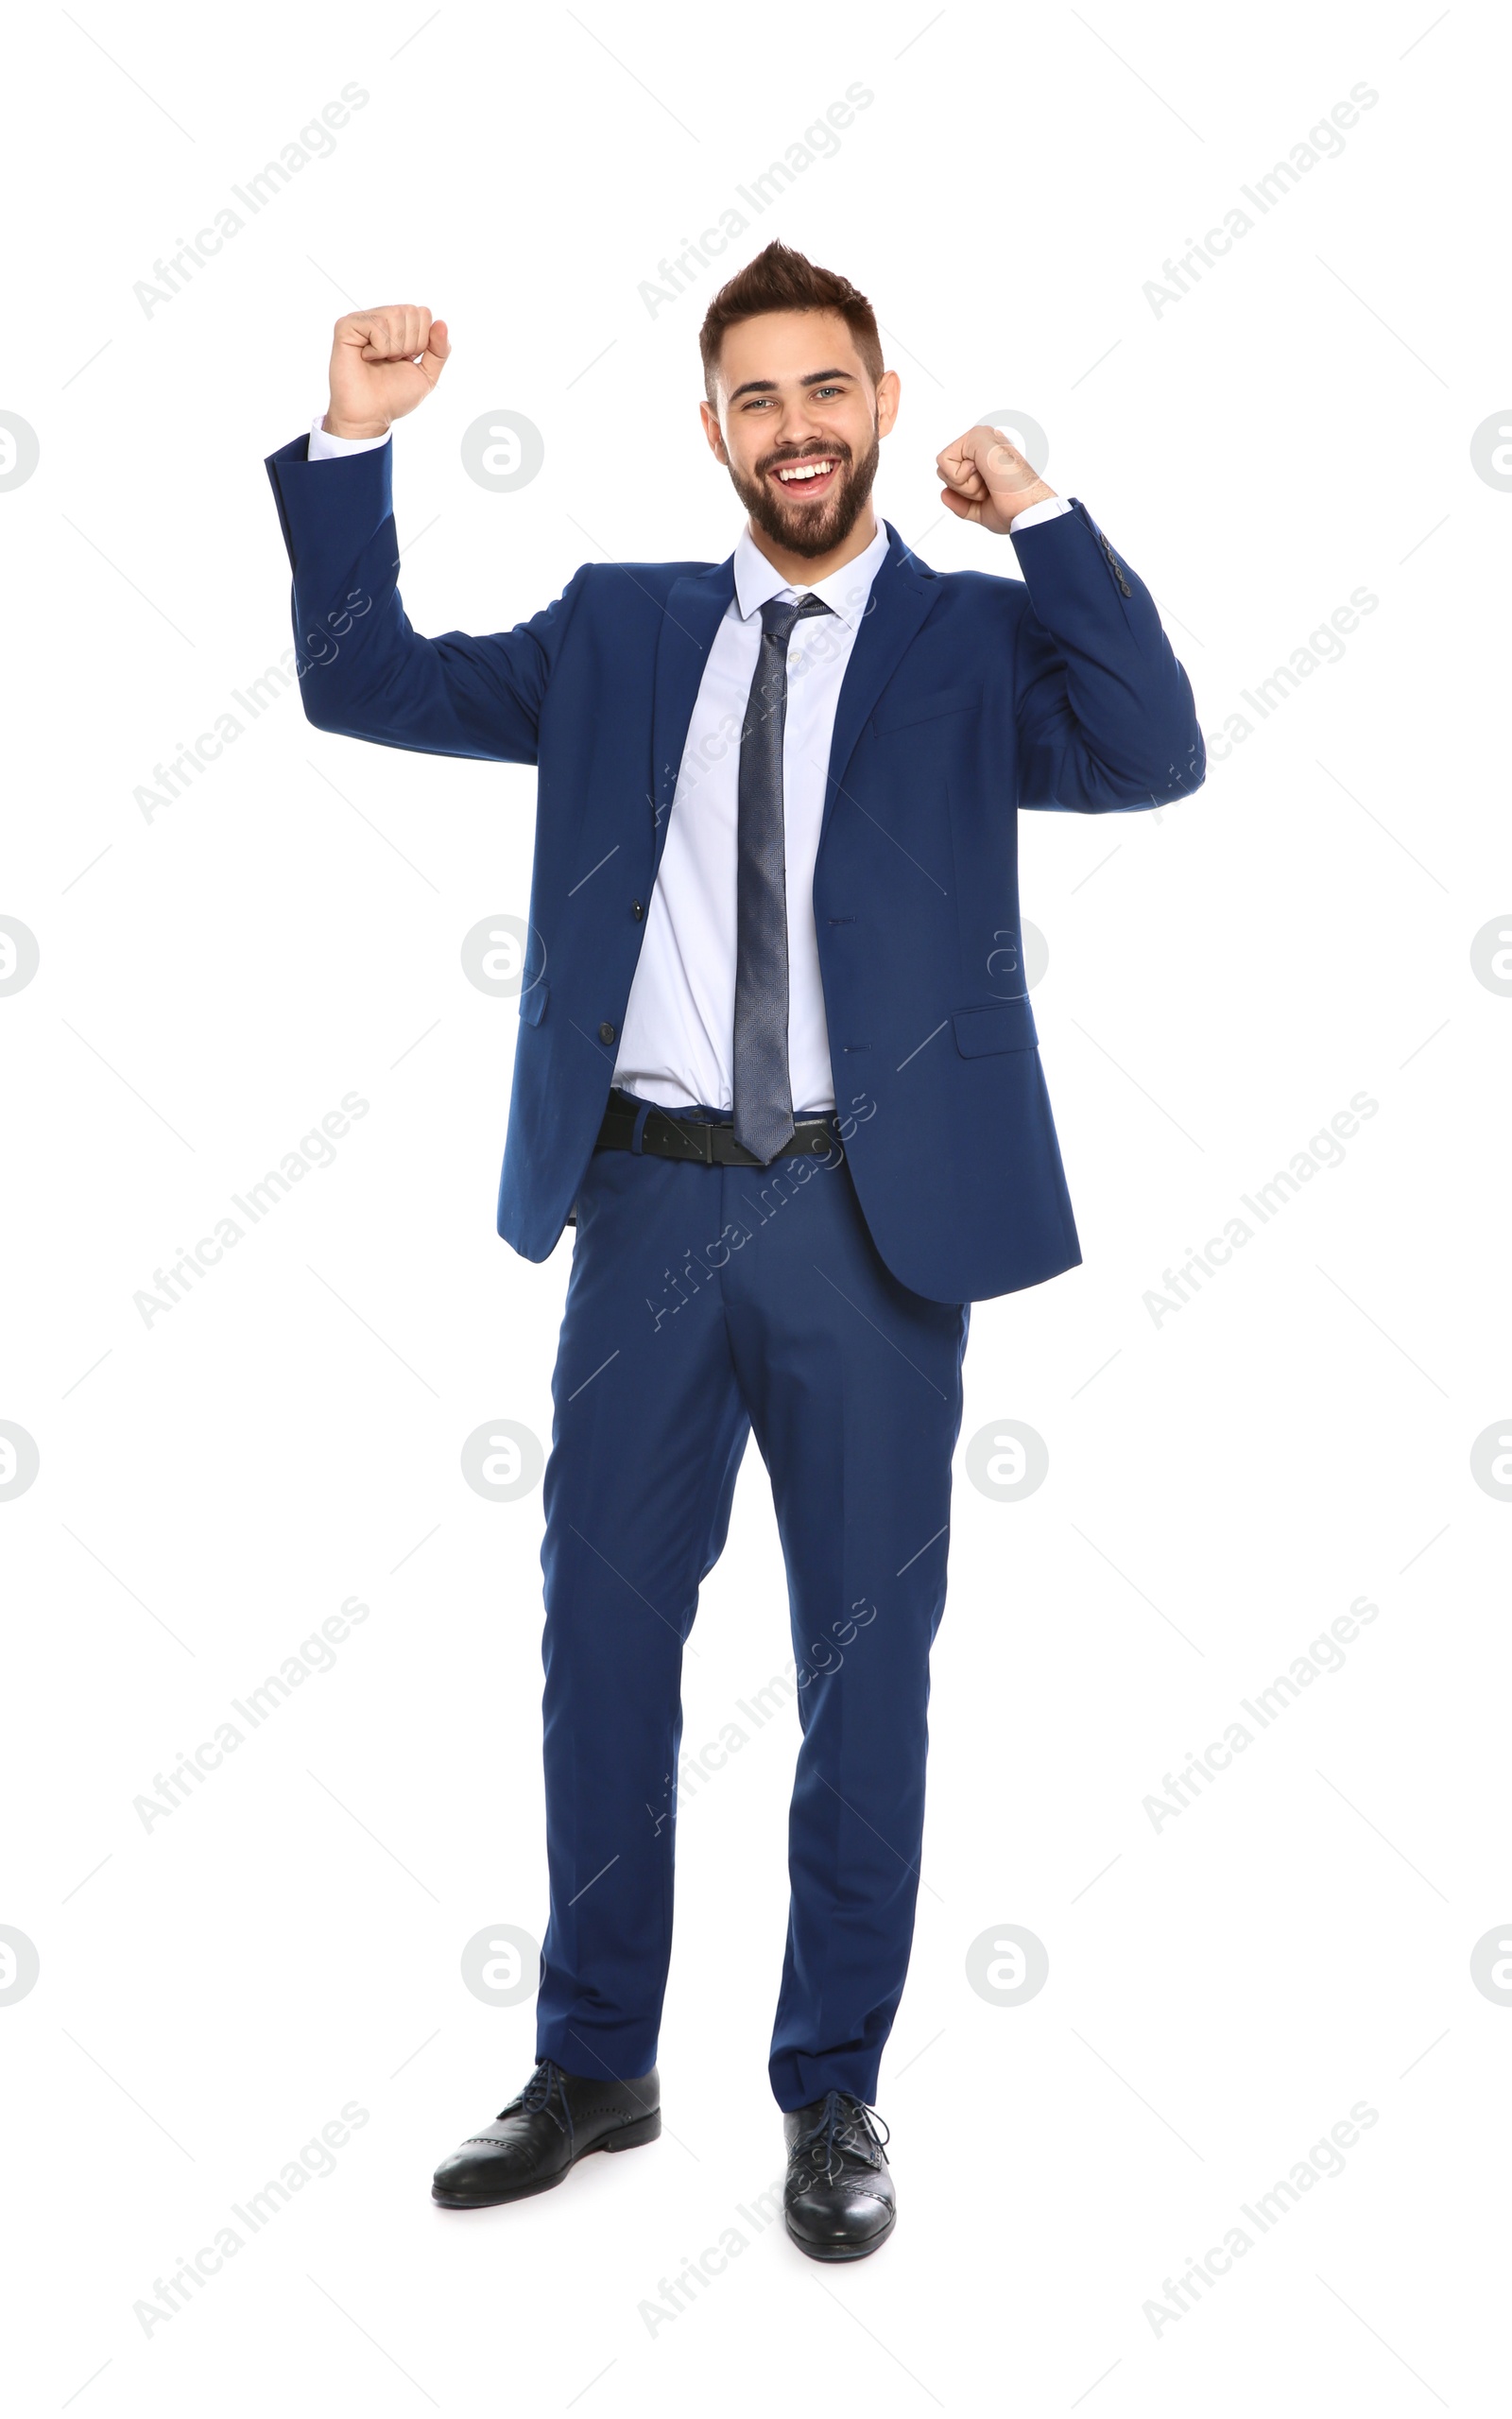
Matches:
[759,592,833,647]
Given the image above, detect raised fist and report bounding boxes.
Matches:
[936,424,1056,535]
[324,306,450,440]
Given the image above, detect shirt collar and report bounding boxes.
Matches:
[731,519,891,634]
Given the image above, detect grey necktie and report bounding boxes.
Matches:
[733,592,833,1164]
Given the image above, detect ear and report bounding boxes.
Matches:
[699,397,729,464]
[875,368,902,440]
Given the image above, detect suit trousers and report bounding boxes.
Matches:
[533,1100,970,2110]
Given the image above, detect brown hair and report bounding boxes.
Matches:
[698,240,884,400]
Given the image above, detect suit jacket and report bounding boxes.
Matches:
[266,435,1204,1302]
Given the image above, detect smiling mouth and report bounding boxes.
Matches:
[768,455,841,500]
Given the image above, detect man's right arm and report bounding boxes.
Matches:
[265,305,581,764]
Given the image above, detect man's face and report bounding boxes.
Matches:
[700,309,900,559]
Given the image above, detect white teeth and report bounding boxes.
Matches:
[777,461,833,483]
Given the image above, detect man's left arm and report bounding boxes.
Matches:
[937,424,1205,813]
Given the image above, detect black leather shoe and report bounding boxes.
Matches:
[782,2089,895,2259]
[432,2057,661,2208]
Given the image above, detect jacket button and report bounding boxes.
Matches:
[598,1021,616,1045]
[630,900,644,920]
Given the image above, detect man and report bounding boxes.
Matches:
[266,241,1204,2260]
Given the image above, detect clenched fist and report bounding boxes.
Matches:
[323,305,451,440]
[936,424,1056,534]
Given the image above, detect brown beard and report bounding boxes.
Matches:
[726,424,882,560]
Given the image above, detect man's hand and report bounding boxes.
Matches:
[323,305,450,440]
[936,424,1056,534]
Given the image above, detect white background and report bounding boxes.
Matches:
[4,2,1509,2410]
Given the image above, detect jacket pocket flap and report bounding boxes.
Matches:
[519,980,549,1027]
[872,683,980,736]
[953,995,1038,1056]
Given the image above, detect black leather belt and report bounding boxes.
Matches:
[595,1097,842,1166]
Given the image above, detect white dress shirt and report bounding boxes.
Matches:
[305,415,1071,1111]
[615,520,888,1114]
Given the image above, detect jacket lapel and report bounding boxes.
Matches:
[648,561,734,872]
[819,520,940,844]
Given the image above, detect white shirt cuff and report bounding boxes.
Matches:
[307,412,391,460]
[1007,495,1071,534]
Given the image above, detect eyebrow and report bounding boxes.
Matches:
[727,368,855,402]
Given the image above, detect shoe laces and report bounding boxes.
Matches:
[500,2057,574,2141]
[794,2088,889,2182]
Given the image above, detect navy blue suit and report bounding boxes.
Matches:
[266,436,1203,2106]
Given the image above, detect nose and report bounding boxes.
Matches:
[776,400,828,448]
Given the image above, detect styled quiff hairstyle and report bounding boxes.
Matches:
[698,240,885,401]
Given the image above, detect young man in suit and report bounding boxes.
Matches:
[266,242,1203,2259]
